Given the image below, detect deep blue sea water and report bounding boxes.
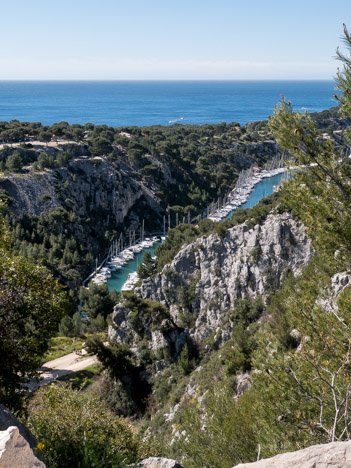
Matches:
[0,80,337,127]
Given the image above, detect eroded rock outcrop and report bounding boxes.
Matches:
[0,426,45,468]
[0,156,161,224]
[110,213,311,349]
[233,439,351,468]
[138,457,184,468]
[0,405,36,450]
[317,271,351,314]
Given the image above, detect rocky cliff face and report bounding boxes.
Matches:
[110,213,311,351]
[0,405,37,450]
[138,458,184,468]
[0,156,163,233]
[0,156,162,246]
[0,172,61,216]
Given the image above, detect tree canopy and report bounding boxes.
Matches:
[0,206,68,410]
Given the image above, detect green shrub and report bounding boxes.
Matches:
[59,312,86,337]
[178,344,195,375]
[171,385,259,467]
[28,385,139,468]
[123,292,169,339]
[40,193,52,202]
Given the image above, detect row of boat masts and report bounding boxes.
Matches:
[208,153,290,222]
[89,153,290,286]
[196,153,290,221]
[91,233,164,286]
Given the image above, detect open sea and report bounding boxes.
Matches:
[0,80,337,127]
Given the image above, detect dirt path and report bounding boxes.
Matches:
[28,349,98,391]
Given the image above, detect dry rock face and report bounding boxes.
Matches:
[0,426,45,468]
[110,213,311,349]
[138,457,184,468]
[0,156,162,225]
[233,440,351,468]
[317,272,351,314]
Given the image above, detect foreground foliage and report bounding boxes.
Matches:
[0,207,68,411]
[28,385,140,468]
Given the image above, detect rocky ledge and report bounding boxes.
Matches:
[138,457,184,468]
[0,156,161,223]
[0,426,45,468]
[233,439,351,467]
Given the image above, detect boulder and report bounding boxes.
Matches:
[138,457,184,468]
[0,426,45,468]
[0,405,37,449]
[233,440,351,468]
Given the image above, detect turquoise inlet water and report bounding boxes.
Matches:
[108,172,289,292]
[107,241,162,293]
[226,171,289,219]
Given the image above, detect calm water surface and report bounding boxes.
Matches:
[107,241,161,293]
[0,80,337,127]
[227,172,289,217]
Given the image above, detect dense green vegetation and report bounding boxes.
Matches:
[0,206,68,411]
[0,121,271,209]
[0,106,348,213]
[6,208,95,303]
[28,386,142,468]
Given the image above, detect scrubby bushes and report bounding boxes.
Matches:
[122,292,169,339]
[79,283,119,319]
[28,385,140,468]
[86,336,152,415]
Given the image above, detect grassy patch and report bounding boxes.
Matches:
[57,363,102,390]
[43,332,107,363]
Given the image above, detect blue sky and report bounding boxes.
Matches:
[1,0,350,79]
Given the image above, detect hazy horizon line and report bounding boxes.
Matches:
[0,78,336,82]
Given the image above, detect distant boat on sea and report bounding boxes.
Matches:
[168,116,184,124]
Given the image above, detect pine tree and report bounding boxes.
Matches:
[5,151,22,172]
[268,25,351,270]
[137,251,156,279]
